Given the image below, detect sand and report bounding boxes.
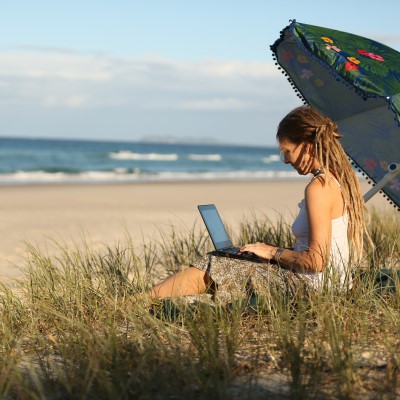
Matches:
[0,179,394,281]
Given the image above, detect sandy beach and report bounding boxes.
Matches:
[0,179,393,280]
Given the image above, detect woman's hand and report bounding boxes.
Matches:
[239,242,277,260]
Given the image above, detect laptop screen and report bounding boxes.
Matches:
[198,204,232,250]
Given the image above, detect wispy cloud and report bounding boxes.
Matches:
[0,51,112,81]
[179,98,252,111]
[0,49,294,111]
[0,48,300,144]
[368,34,400,48]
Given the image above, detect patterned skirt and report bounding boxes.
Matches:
[190,251,308,305]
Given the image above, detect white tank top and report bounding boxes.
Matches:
[291,175,351,290]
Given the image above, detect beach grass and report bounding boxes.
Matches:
[0,208,399,399]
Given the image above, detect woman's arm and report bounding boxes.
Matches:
[240,179,335,273]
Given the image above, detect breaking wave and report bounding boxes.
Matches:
[109,151,178,161]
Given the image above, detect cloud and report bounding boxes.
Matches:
[179,98,252,111]
[0,48,301,144]
[0,52,112,81]
[365,34,400,48]
[0,49,295,111]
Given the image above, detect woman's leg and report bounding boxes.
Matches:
[147,266,211,299]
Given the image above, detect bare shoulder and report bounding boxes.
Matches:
[305,176,337,205]
[306,176,346,220]
[306,176,328,194]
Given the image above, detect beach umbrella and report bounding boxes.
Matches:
[270,20,400,210]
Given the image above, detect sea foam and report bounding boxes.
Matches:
[0,169,305,185]
[109,151,178,161]
[188,154,222,161]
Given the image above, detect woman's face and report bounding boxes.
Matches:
[279,139,314,175]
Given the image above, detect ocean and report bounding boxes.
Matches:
[0,137,302,185]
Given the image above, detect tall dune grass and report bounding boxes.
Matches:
[0,208,398,399]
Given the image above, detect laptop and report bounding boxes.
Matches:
[197,204,264,262]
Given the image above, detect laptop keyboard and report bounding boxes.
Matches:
[223,247,241,254]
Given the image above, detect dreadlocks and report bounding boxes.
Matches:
[276,106,367,262]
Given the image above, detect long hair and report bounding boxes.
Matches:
[276,106,366,262]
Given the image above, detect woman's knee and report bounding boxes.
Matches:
[188,265,212,287]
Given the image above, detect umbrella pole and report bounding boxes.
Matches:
[363,163,400,202]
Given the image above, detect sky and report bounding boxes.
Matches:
[1,0,400,146]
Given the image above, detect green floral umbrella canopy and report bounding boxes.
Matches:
[271,20,400,210]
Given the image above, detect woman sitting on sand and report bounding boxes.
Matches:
[147,106,367,303]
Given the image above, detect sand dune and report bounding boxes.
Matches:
[0,179,393,280]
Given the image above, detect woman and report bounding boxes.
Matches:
[147,106,367,303]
